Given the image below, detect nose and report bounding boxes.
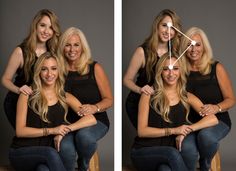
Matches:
[47,69,53,76]
[43,27,50,34]
[70,45,76,52]
[167,69,173,75]
[191,45,196,51]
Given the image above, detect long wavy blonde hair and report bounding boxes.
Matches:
[57,27,93,75]
[144,9,182,82]
[151,53,190,123]
[23,9,61,82]
[179,27,214,75]
[28,52,68,123]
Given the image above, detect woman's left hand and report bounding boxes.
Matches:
[199,104,219,116]
[77,104,97,116]
[54,135,63,152]
[176,134,185,151]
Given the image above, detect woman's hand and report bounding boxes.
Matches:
[51,125,71,136]
[19,85,33,95]
[172,125,193,136]
[176,134,185,151]
[199,104,219,116]
[77,104,97,116]
[140,85,154,95]
[54,135,63,152]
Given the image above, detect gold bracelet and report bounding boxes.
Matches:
[43,128,46,136]
[216,104,222,112]
[164,128,167,136]
[164,128,171,136]
[95,104,100,112]
[43,128,49,136]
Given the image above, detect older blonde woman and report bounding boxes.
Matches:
[57,27,113,171]
[180,27,235,171]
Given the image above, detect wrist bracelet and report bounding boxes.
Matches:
[216,104,222,112]
[95,104,100,112]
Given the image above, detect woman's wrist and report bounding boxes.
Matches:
[94,104,100,112]
[216,104,222,112]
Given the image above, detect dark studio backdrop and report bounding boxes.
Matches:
[122,0,236,170]
[0,0,114,170]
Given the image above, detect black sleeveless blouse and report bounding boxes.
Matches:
[11,102,66,148]
[65,61,109,127]
[186,61,231,127]
[133,102,188,149]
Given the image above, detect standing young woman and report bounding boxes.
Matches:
[123,9,182,128]
[1,9,60,128]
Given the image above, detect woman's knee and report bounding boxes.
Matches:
[181,134,198,155]
[75,129,97,145]
[198,129,218,147]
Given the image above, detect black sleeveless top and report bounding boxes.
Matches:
[11,102,66,148]
[126,43,159,102]
[133,102,188,149]
[64,61,109,127]
[186,61,231,127]
[14,43,37,87]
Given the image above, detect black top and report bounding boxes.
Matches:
[186,61,231,127]
[126,43,159,102]
[11,102,66,148]
[14,43,37,88]
[65,61,109,127]
[133,102,188,149]
[135,43,158,88]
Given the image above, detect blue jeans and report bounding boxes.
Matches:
[131,146,188,171]
[181,121,230,171]
[158,164,171,171]
[59,121,109,171]
[9,146,66,171]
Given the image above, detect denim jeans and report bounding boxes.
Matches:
[9,146,66,171]
[181,121,230,171]
[131,146,188,171]
[59,121,109,171]
[158,164,171,171]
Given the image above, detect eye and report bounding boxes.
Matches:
[65,44,71,47]
[39,23,46,27]
[162,23,167,27]
[52,67,57,70]
[173,66,179,70]
[41,67,47,71]
[163,66,169,71]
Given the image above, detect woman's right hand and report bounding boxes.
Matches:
[18,85,33,95]
[51,125,71,136]
[172,125,193,136]
[140,85,154,95]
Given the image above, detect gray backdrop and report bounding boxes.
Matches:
[0,0,114,171]
[122,0,236,170]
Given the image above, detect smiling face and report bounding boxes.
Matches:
[158,16,175,43]
[36,15,53,43]
[63,34,83,63]
[161,57,180,86]
[186,34,204,63]
[40,57,58,86]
